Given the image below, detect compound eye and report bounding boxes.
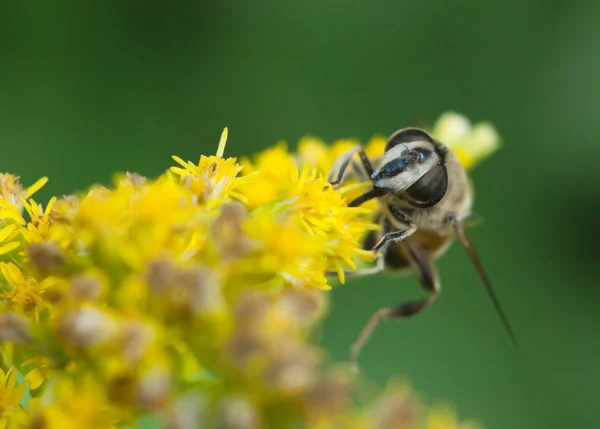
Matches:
[386,128,435,152]
[402,164,448,208]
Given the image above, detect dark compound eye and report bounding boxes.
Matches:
[402,164,448,208]
[386,128,436,152]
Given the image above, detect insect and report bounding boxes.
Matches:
[327,127,517,366]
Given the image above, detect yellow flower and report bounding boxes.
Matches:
[244,141,297,183]
[0,224,21,258]
[289,165,378,283]
[327,138,361,171]
[73,174,201,272]
[31,376,118,429]
[0,262,53,321]
[49,195,79,226]
[426,405,482,429]
[170,129,256,208]
[238,141,298,208]
[0,174,47,210]
[0,367,29,428]
[22,357,49,390]
[296,135,384,215]
[296,136,329,170]
[0,174,47,260]
[241,207,328,290]
[20,197,57,243]
[0,118,498,428]
[365,135,387,159]
[431,111,500,170]
[0,204,25,227]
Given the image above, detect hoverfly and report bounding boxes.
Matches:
[328,127,516,365]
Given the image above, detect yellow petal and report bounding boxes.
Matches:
[169,166,186,175]
[228,191,248,204]
[0,242,20,257]
[289,162,299,184]
[0,208,25,225]
[20,199,34,219]
[341,255,357,270]
[300,217,314,235]
[45,196,57,214]
[25,368,44,390]
[6,368,16,389]
[0,224,18,242]
[297,164,310,190]
[12,380,28,403]
[335,261,346,285]
[0,262,24,284]
[454,147,475,170]
[25,177,48,198]
[216,127,229,158]
[171,155,189,169]
[21,358,37,367]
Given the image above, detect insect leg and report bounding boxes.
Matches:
[351,160,370,181]
[325,255,385,279]
[328,146,375,187]
[350,241,439,369]
[372,226,417,252]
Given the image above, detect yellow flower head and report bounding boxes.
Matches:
[0,224,21,259]
[22,356,50,390]
[0,176,49,261]
[21,197,57,244]
[0,262,53,321]
[426,405,482,429]
[0,115,499,428]
[31,376,118,429]
[297,136,329,170]
[170,128,256,208]
[0,174,47,210]
[289,165,378,284]
[0,367,28,422]
[238,141,298,208]
[241,207,328,290]
[431,111,500,170]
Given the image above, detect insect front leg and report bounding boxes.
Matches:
[350,240,439,370]
[372,225,417,252]
[328,146,375,188]
[329,217,415,279]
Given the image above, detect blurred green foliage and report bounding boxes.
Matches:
[1,2,599,428]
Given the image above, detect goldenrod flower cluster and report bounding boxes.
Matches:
[0,113,498,428]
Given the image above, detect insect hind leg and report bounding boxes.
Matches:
[325,254,385,279]
[350,241,439,370]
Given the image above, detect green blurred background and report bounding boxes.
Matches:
[2,2,599,428]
